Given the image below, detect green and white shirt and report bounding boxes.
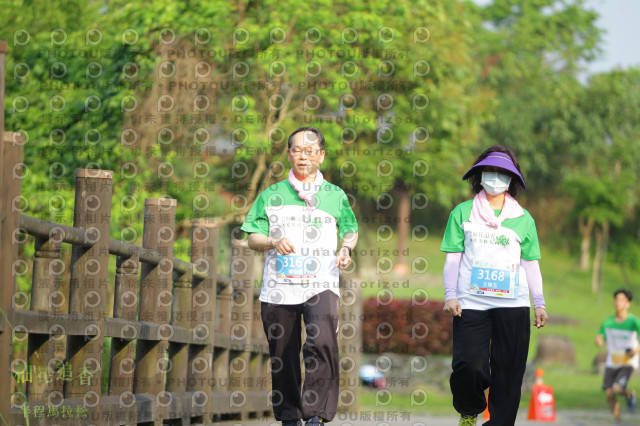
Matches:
[598,314,640,369]
[440,199,541,310]
[241,179,358,305]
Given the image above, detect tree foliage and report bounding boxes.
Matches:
[564,69,640,282]
[477,0,601,190]
[2,0,638,281]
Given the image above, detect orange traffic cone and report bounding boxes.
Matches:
[483,389,490,420]
[527,368,556,422]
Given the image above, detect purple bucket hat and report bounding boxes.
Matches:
[462,152,527,189]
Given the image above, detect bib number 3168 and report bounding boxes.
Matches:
[469,260,518,299]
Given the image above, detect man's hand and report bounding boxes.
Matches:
[595,334,604,347]
[276,238,295,255]
[336,246,352,271]
[248,234,293,253]
[534,307,548,328]
[443,299,462,317]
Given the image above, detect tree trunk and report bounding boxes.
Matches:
[591,162,619,295]
[578,216,594,271]
[591,222,610,295]
[591,226,601,294]
[393,187,410,275]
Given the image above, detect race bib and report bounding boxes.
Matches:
[611,350,631,367]
[469,260,519,299]
[276,254,321,284]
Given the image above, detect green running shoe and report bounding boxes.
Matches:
[458,414,477,426]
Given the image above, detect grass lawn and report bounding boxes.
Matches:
[356,230,640,413]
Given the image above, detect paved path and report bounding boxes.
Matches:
[210,409,640,425]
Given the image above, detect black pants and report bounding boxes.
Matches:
[450,307,530,426]
[261,290,340,422]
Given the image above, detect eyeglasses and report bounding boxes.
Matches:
[290,147,323,157]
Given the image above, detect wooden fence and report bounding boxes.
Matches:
[0,41,361,426]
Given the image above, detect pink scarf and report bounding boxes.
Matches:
[288,169,323,211]
[469,189,524,228]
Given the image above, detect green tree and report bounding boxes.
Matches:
[563,69,640,293]
[1,0,161,229]
[477,0,601,191]
[101,0,494,273]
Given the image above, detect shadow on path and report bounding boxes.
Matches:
[210,409,640,426]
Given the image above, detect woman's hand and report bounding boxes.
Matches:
[534,307,548,328]
[443,299,462,317]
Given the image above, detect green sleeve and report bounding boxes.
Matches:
[597,321,606,338]
[440,207,465,252]
[337,192,358,240]
[520,215,541,261]
[241,192,269,236]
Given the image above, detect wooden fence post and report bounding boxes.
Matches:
[3,131,25,418]
[213,242,233,418]
[339,277,362,414]
[26,230,64,402]
[229,240,254,419]
[189,218,218,423]
[0,59,29,425]
[65,169,113,409]
[167,244,191,399]
[250,285,268,416]
[109,251,139,397]
[133,198,176,422]
[0,38,11,422]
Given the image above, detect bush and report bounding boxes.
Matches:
[362,298,453,356]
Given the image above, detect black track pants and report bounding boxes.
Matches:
[450,307,531,426]
[261,290,340,422]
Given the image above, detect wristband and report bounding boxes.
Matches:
[341,246,352,257]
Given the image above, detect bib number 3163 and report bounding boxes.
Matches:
[469,260,519,299]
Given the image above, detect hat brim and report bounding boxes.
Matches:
[462,154,527,189]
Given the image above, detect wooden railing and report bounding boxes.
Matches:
[4,167,272,425]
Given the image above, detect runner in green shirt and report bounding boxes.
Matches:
[440,145,548,426]
[242,127,358,426]
[596,289,640,423]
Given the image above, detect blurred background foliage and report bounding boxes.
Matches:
[2,0,639,294]
[4,0,640,415]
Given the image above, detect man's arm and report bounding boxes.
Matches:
[632,319,640,356]
[596,321,606,347]
[247,233,275,252]
[248,233,296,254]
[341,232,358,251]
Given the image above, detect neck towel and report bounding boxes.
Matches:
[288,169,323,211]
[469,189,524,228]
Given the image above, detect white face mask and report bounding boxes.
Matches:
[481,171,511,195]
